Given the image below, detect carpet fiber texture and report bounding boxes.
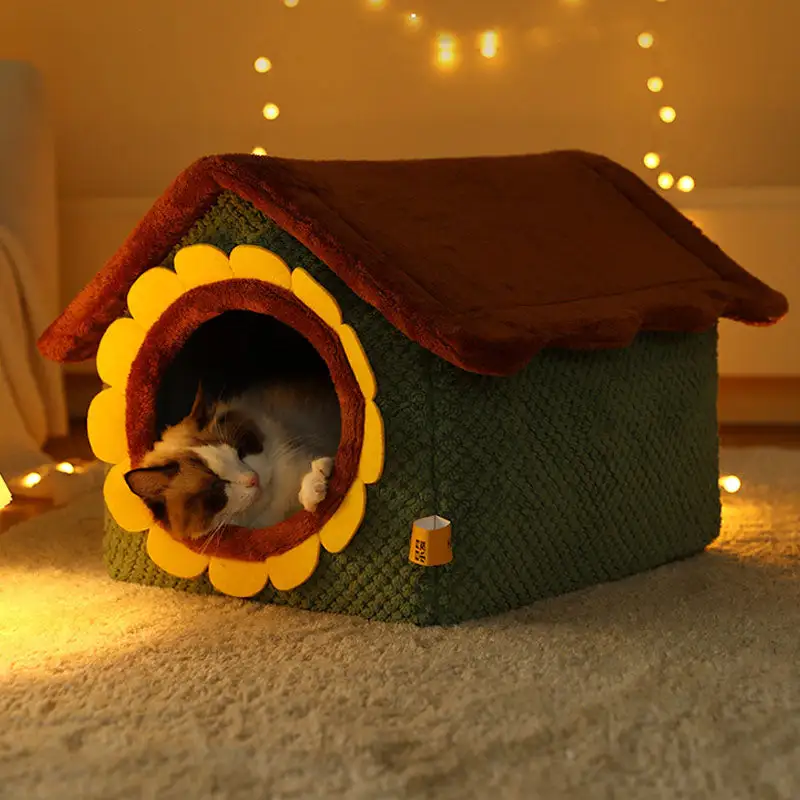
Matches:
[1,447,798,800]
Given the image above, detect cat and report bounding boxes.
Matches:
[124,377,341,540]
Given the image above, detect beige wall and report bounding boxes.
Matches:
[2,0,796,383]
[2,0,799,197]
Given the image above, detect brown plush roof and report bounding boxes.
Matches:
[39,150,788,376]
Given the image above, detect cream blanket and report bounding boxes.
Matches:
[0,61,67,480]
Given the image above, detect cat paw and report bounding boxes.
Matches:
[299,457,334,512]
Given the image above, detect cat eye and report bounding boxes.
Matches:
[236,431,263,459]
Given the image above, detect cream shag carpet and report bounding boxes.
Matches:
[1,448,798,800]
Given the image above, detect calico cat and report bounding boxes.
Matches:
[124,378,341,540]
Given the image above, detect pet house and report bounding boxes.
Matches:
[38,151,788,625]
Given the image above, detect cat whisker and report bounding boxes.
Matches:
[199,511,234,554]
[198,530,217,555]
[200,527,222,555]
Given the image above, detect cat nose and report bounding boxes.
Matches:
[245,473,259,488]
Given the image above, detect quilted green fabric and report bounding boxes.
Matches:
[104,192,721,625]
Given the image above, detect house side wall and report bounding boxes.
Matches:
[429,329,721,624]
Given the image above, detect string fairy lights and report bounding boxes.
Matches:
[478,30,500,60]
[638,0,696,193]
[637,32,655,49]
[249,2,314,156]
[253,0,698,191]
[253,57,272,74]
[657,172,675,190]
[356,1,696,192]
[658,105,677,124]
[435,33,459,70]
[0,459,105,513]
[643,152,661,169]
[21,471,43,488]
[251,43,280,154]
[262,102,280,120]
[719,475,742,494]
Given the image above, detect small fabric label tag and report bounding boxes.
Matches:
[409,515,452,567]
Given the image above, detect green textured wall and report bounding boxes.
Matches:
[104,192,721,625]
[430,330,720,624]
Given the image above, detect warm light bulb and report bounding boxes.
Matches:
[479,30,500,59]
[406,12,422,28]
[643,152,661,169]
[0,474,11,508]
[659,105,677,123]
[251,146,267,156]
[719,475,742,494]
[283,0,299,7]
[435,33,459,70]
[647,76,664,93]
[367,0,385,7]
[657,172,675,190]
[21,471,42,488]
[262,103,280,120]
[637,32,654,48]
[254,57,272,74]
[677,175,696,193]
[56,461,76,475]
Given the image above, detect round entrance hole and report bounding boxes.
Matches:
[91,244,384,596]
[125,279,366,561]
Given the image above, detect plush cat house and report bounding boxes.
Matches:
[38,151,787,625]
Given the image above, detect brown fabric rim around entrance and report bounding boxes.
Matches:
[39,150,789,376]
[126,279,365,561]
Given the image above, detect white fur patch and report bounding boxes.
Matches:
[298,457,334,512]
[192,444,261,518]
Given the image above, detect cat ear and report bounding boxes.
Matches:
[124,462,179,499]
[189,383,211,429]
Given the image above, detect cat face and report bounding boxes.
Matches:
[123,389,267,539]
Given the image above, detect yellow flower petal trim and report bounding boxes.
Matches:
[266,534,321,591]
[104,461,151,532]
[229,244,292,289]
[319,480,367,554]
[87,388,127,464]
[338,324,376,401]
[208,557,270,598]
[174,243,232,289]
[128,267,184,330]
[91,244,386,597]
[147,525,210,579]
[359,401,385,485]
[96,318,146,388]
[291,268,343,329]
